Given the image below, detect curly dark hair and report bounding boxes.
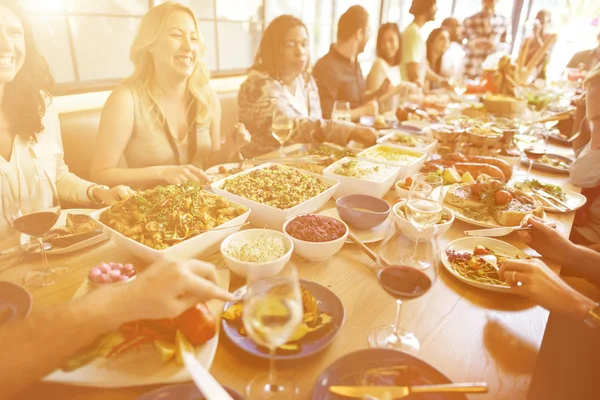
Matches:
[376,23,402,66]
[1,0,54,140]
[251,15,309,81]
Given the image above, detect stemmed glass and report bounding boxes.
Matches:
[513,127,548,179]
[449,75,467,96]
[271,109,295,157]
[242,262,303,399]
[367,217,437,354]
[1,166,68,286]
[405,173,444,269]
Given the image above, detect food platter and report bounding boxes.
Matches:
[520,153,572,174]
[221,279,345,361]
[43,269,230,388]
[441,237,529,293]
[512,180,587,213]
[318,207,392,244]
[20,209,107,255]
[312,349,467,400]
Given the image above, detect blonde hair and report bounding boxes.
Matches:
[125,1,213,126]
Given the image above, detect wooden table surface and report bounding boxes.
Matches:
[0,144,581,400]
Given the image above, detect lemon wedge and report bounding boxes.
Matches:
[154,340,176,363]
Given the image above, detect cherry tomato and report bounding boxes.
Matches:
[490,180,502,190]
[405,177,413,187]
[471,182,484,197]
[473,245,490,256]
[495,190,513,205]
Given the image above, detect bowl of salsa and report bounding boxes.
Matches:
[283,214,349,262]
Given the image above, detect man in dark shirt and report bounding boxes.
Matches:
[313,5,390,120]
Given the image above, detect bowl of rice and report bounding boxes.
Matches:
[220,229,293,278]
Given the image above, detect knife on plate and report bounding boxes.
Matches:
[329,382,488,398]
[465,223,557,237]
[532,188,574,212]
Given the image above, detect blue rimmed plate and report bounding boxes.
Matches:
[221,279,345,361]
[312,349,467,400]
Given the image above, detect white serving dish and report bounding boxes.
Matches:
[392,201,454,241]
[90,196,251,262]
[322,157,399,199]
[357,145,427,181]
[377,130,438,156]
[220,229,293,278]
[282,215,349,261]
[211,163,339,230]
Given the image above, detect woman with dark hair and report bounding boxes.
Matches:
[0,0,131,241]
[237,14,376,157]
[367,23,415,111]
[426,27,451,85]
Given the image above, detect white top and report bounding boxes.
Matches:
[369,57,402,86]
[570,142,600,242]
[0,101,93,240]
[401,22,426,84]
[441,42,466,79]
[285,75,309,116]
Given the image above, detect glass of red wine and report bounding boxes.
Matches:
[1,166,69,286]
[367,219,437,354]
[523,127,548,179]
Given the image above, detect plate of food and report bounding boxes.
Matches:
[376,130,438,155]
[44,269,230,388]
[360,115,397,130]
[91,182,250,262]
[318,207,392,244]
[322,157,399,199]
[221,279,345,360]
[520,153,572,174]
[211,163,339,230]
[312,348,467,400]
[513,179,587,212]
[20,209,107,255]
[433,177,545,228]
[262,143,358,175]
[441,237,530,293]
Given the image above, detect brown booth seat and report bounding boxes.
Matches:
[58,90,239,182]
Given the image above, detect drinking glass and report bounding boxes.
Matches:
[243,262,303,399]
[331,101,351,122]
[449,75,467,96]
[367,220,437,354]
[271,109,295,157]
[405,173,444,269]
[1,166,68,286]
[513,127,548,179]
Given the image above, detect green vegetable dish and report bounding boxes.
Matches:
[523,179,566,201]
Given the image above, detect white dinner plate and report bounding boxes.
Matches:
[441,237,530,293]
[511,182,587,213]
[43,269,229,388]
[318,207,392,244]
[20,209,107,255]
[432,186,547,228]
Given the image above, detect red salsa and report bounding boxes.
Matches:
[286,215,346,242]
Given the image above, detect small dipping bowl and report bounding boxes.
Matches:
[335,194,391,230]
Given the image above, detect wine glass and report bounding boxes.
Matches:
[405,173,444,269]
[449,75,467,96]
[331,101,351,122]
[271,109,295,157]
[1,165,68,287]
[242,262,303,399]
[513,127,548,179]
[367,220,437,354]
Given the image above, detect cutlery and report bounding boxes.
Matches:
[329,382,488,398]
[531,188,574,211]
[165,222,250,243]
[179,339,234,400]
[533,193,568,212]
[347,231,378,262]
[464,223,557,237]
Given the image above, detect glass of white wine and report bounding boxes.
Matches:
[243,262,303,399]
[405,174,444,269]
[449,75,467,96]
[271,109,295,157]
[331,101,351,122]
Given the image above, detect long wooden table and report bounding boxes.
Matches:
[0,144,582,400]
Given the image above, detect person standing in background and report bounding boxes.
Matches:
[518,9,556,80]
[401,0,447,87]
[441,17,466,80]
[463,0,509,79]
[313,5,393,120]
[425,27,451,88]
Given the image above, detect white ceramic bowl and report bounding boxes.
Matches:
[357,145,427,182]
[282,215,349,262]
[377,130,438,156]
[90,197,251,262]
[220,229,293,278]
[322,157,399,199]
[392,200,454,241]
[211,163,339,230]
